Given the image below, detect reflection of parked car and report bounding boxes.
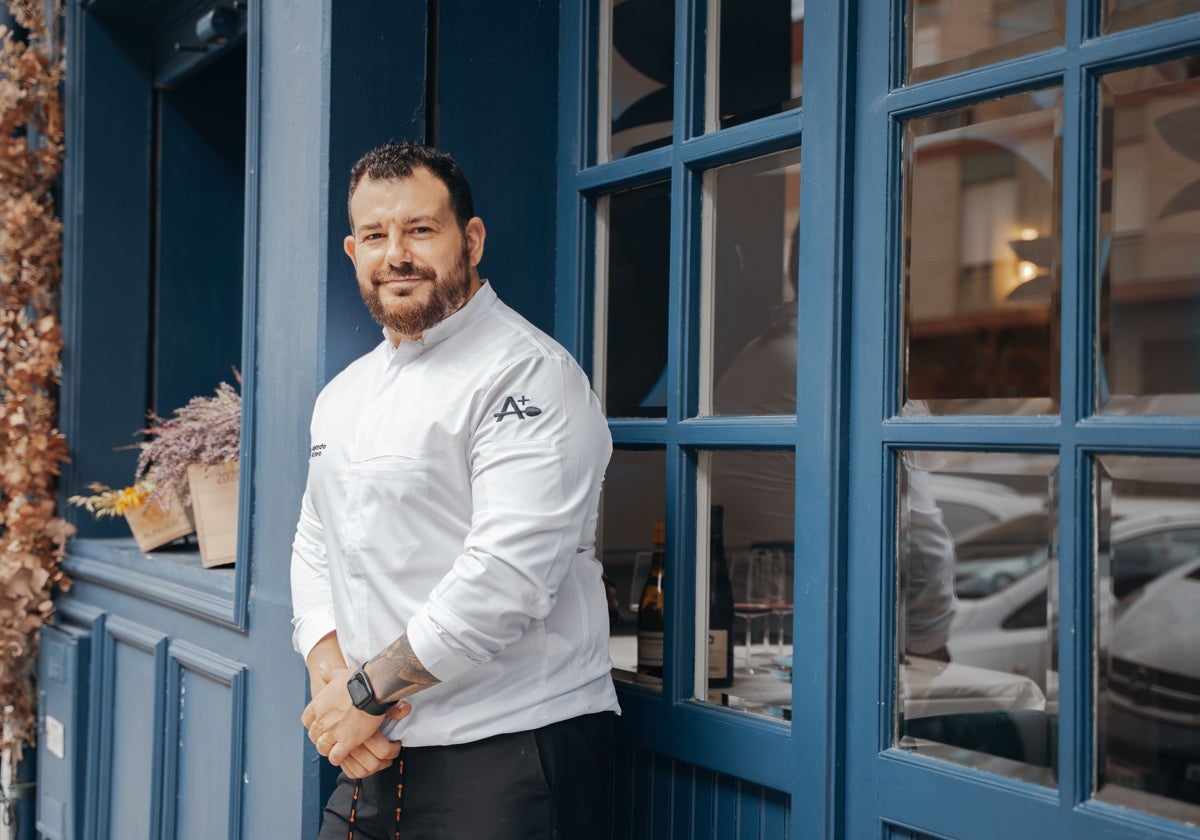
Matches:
[950,564,1052,688]
[926,475,1044,541]
[950,509,1200,691]
[954,513,1049,598]
[954,509,1200,602]
[1105,556,1200,805]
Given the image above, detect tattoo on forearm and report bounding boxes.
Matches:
[366,635,440,703]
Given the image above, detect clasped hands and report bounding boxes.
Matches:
[302,663,411,779]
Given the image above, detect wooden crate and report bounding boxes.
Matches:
[186,461,239,568]
[124,494,194,553]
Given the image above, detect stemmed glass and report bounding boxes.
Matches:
[731,548,773,673]
[763,547,794,657]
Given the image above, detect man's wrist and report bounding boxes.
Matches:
[346,667,397,716]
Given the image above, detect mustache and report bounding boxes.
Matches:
[373,263,437,285]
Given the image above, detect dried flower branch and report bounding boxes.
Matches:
[67,481,153,519]
[0,0,70,762]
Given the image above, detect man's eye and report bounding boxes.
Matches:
[364,232,385,241]
[411,226,433,235]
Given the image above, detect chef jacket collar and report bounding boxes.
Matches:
[380,280,496,365]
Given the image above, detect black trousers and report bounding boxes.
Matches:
[318,712,614,840]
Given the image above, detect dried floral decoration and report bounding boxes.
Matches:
[135,378,241,508]
[0,0,70,761]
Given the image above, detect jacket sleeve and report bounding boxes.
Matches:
[290,483,338,660]
[405,352,612,682]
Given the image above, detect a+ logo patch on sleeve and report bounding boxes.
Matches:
[494,394,542,421]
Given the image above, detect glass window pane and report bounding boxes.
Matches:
[896,451,1059,788]
[1096,455,1200,825]
[1098,58,1200,416]
[706,449,795,720]
[606,0,674,160]
[906,0,1064,84]
[602,448,667,689]
[599,182,670,418]
[708,0,803,130]
[902,89,1062,416]
[706,149,801,417]
[1103,0,1200,34]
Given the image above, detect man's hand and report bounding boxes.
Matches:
[304,662,411,777]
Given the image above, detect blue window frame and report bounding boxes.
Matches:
[557,2,850,833]
[61,0,260,630]
[845,4,1200,839]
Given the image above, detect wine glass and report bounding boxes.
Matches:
[731,548,773,673]
[764,546,794,657]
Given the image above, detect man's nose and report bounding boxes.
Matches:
[385,234,414,266]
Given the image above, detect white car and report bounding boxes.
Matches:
[949,508,1200,692]
[926,474,1044,542]
[1104,556,1200,803]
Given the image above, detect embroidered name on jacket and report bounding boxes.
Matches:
[310,443,327,459]
[494,395,542,421]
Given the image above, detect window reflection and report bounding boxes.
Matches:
[1103,0,1200,34]
[902,89,1062,416]
[906,0,1063,84]
[707,450,795,720]
[601,448,667,688]
[600,183,671,418]
[1098,57,1200,416]
[1096,455,1200,825]
[709,0,803,130]
[607,0,674,160]
[896,451,1059,787]
[706,149,801,417]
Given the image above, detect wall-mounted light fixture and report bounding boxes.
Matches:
[174,4,246,54]
[195,6,240,45]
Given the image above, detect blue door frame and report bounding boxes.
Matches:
[843,4,1200,840]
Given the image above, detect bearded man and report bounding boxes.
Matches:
[291,141,618,839]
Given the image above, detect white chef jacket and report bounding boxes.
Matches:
[290,282,619,746]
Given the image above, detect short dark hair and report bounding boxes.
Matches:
[347,141,475,229]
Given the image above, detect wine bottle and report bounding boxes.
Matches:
[708,505,735,688]
[636,521,666,685]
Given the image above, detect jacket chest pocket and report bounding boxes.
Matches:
[348,452,423,474]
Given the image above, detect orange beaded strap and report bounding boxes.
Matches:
[346,747,405,840]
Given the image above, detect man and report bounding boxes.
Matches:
[291,141,618,839]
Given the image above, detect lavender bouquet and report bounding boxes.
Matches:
[69,378,242,520]
[135,380,241,509]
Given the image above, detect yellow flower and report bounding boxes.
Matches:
[68,480,154,519]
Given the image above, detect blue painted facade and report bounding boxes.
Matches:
[37,1,1200,839]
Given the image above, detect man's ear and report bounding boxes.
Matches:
[344,234,357,264]
[465,217,486,267]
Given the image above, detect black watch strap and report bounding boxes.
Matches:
[347,668,397,716]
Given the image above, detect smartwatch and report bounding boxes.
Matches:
[346,668,397,716]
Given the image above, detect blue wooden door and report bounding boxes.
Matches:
[843,2,1200,839]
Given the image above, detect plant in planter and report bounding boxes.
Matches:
[69,379,242,566]
[135,380,241,567]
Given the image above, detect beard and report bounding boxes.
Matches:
[361,242,474,338]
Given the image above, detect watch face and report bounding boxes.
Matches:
[347,672,371,707]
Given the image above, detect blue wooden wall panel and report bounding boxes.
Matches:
[171,670,232,839]
[321,1,429,382]
[103,621,166,840]
[435,1,561,335]
[671,760,696,837]
[611,744,791,838]
[165,642,246,840]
